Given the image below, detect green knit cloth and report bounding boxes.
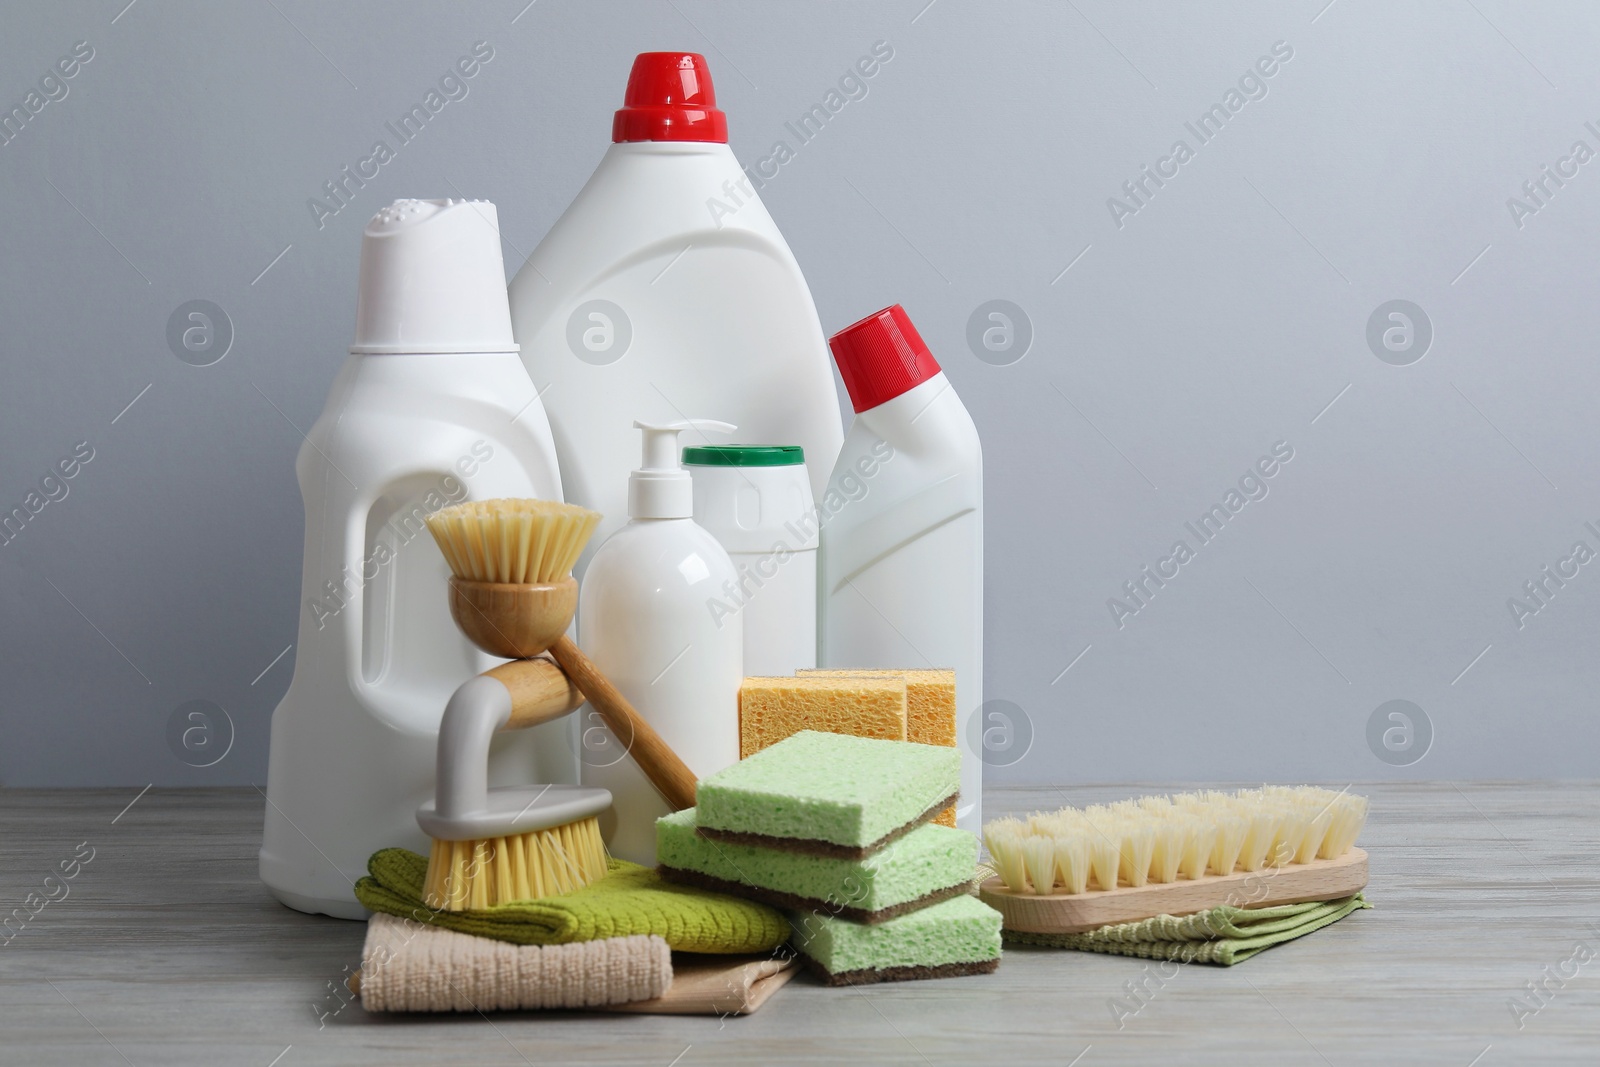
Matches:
[354,848,788,955]
[1004,894,1371,966]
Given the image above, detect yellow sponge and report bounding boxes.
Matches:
[798,669,958,827]
[738,676,907,759]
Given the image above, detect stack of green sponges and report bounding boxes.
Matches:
[658,730,1002,985]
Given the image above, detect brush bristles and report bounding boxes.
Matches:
[1150,821,1185,884]
[1088,835,1121,893]
[982,786,1368,896]
[1054,835,1091,894]
[1320,794,1368,859]
[422,816,608,911]
[983,818,1029,893]
[1118,824,1154,887]
[425,498,601,585]
[1020,836,1056,899]
[1237,810,1278,872]
[1210,815,1246,878]
[1179,820,1216,882]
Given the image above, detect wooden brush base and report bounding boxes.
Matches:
[979,847,1368,934]
[448,576,576,659]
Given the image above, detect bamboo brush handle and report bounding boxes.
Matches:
[484,656,585,730]
[547,635,699,811]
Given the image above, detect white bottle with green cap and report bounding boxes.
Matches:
[579,419,743,864]
[684,444,816,677]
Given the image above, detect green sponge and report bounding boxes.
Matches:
[657,807,976,922]
[695,730,960,857]
[790,894,1003,986]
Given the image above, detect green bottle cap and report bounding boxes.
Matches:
[681,444,805,467]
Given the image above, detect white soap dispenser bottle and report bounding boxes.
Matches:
[579,419,743,864]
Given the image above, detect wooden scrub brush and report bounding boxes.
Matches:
[417,498,699,911]
[979,786,1369,934]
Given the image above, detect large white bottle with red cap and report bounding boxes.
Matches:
[819,305,984,833]
[260,199,568,919]
[579,419,743,865]
[507,52,843,574]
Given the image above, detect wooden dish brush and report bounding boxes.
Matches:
[416,498,699,911]
[979,786,1369,934]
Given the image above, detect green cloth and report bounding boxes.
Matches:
[354,848,788,955]
[1004,893,1371,966]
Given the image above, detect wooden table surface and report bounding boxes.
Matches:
[2,782,1596,1066]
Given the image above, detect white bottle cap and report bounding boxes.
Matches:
[630,419,735,519]
[350,199,519,355]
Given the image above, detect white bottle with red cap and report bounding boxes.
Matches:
[506,52,843,577]
[819,305,984,833]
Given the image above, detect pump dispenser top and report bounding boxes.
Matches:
[628,419,735,519]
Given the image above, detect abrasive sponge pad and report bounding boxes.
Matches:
[798,668,958,826]
[657,808,976,922]
[696,730,959,857]
[797,668,957,748]
[739,675,907,759]
[789,893,1002,986]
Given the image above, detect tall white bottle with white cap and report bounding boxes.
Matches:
[260,199,568,919]
[579,420,742,864]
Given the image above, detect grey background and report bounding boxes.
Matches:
[2,0,1595,787]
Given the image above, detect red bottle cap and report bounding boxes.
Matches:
[612,52,728,143]
[828,304,943,413]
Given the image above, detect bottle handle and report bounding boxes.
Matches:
[340,482,382,700]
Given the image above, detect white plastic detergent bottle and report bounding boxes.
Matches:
[684,444,817,677]
[260,199,569,919]
[818,305,985,833]
[579,420,743,865]
[507,52,843,574]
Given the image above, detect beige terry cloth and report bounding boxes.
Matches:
[604,953,799,1015]
[358,913,672,1012]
